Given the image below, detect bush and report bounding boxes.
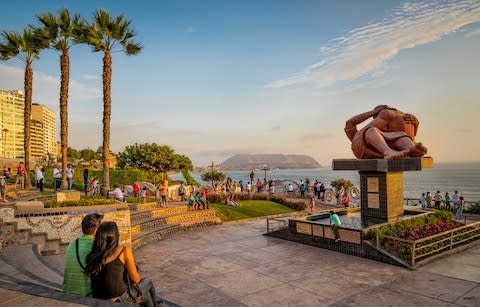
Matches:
[44,197,116,208]
[465,201,480,214]
[330,178,354,191]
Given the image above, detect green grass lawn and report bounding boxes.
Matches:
[211,200,295,221]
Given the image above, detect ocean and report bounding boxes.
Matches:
[176,162,480,202]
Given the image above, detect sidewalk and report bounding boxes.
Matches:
[1,218,479,306]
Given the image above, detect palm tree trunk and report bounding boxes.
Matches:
[102,50,112,193]
[60,51,69,190]
[24,62,33,189]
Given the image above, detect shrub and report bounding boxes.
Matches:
[44,198,116,208]
[330,178,353,191]
[465,201,480,214]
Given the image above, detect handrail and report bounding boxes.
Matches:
[414,221,480,243]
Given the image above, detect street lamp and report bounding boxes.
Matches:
[263,164,268,182]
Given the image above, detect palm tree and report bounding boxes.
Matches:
[79,9,142,192]
[35,8,83,191]
[0,29,46,189]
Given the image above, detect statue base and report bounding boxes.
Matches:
[332,157,433,220]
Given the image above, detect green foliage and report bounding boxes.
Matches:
[465,201,480,214]
[201,169,226,185]
[330,178,354,191]
[211,200,294,221]
[181,169,198,186]
[44,197,115,208]
[117,143,193,184]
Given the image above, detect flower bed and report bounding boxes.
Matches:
[369,211,480,265]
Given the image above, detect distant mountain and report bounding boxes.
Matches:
[219,154,320,171]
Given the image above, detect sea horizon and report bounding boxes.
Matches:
[175,161,480,202]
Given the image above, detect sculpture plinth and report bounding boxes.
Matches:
[332,157,433,220]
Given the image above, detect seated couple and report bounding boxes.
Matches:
[187,192,209,210]
[63,214,159,306]
[224,193,239,207]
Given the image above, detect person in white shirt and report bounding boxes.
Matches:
[53,164,62,191]
[109,185,124,202]
[35,166,44,192]
[66,164,74,190]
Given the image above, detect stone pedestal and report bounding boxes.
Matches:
[56,190,81,203]
[332,157,433,220]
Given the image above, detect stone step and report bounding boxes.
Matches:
[131,224,181,250]
[130,206,189,224]
[179,216,222,228]
[164,209,218,224]
[128,201,187,211]
[131,216,168,235]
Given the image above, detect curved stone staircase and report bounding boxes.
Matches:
[130,202,222,249]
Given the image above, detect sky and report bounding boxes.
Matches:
[0,0,479,167]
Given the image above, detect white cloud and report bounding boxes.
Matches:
[81,74,99,80]
[0,64,101,108]
[265,0,480,89]
[465,27,480,37]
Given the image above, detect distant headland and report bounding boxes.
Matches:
[218,154,320,171]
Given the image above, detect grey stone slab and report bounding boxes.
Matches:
[174,256,246,278]
[332,286,451,307]
[420,248,480,283]
[199,268,285,298]
[239,284,328,307]
[383,270,478,303]
[454,285,480,307]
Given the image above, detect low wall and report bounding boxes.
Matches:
[0,203,131,247]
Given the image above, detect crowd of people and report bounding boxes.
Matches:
[419,190,465,219]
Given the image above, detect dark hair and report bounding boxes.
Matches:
[84,222,120,276]
[81,213,103,235]
[329,210,334,214]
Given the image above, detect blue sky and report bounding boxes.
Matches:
[1,0,479,166]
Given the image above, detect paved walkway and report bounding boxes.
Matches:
[135,219,480,307]
[1,218,479,306]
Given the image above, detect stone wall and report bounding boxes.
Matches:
[0,204,131,249]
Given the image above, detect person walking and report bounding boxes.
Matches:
[66,164,74,190]
[83,168,89,195]
[455,196,464,220]
[434,190,443,210]
[309,197,316,213]
[420,193,427,210]
[53,164,62,191]
[15,161,26,191]
[452,191,461,214]
[444,192,451,211]
[35,166,44,192]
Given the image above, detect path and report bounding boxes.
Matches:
[135,219,480,307]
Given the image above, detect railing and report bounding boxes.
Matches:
[376,221,480,267]
[266,217,287,233]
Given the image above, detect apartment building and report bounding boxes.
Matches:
[0,90,25,158]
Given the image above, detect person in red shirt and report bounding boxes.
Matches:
[133,182,140,198]
[15,162,26,191]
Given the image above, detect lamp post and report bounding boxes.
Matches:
[263,164,268,182]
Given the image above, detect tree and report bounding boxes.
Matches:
[117,143,193,185]
[0,28,46,188]
[201,162,226,187]
[78,9,142,192]
[35,8,84,190]
[330,178,354,192]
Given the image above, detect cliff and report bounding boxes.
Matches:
[219,154,320,171]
